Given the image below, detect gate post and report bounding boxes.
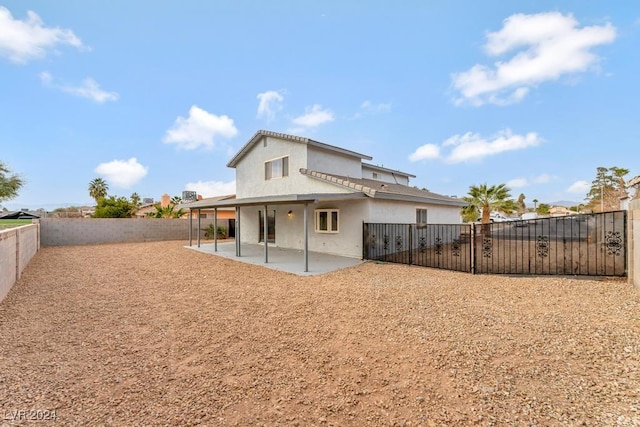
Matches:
[408,224,413,265]
[471,222,477,274]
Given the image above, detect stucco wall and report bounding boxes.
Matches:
[307,145,362,178]
[366,199,462,224]
[40,218,216,246]
[235,136,353,198]
[361,166,410,185]
[629,200,640,289]
[0,224,39,303]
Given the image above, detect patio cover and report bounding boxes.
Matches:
[179,192,368,272]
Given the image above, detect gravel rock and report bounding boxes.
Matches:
[0,241,639,426]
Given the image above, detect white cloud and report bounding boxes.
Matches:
[506,178,528,188]
[0,6,83,64]
[360,100,392,113]
[40,72,118,103]
[292,104,334,128]
[533,173,553,184]
[408,144,440,162]
[409,129,542,163]
[567,180,590,194]
[256,90,284,122]
[95,158,148,188]
[184,180,236,198]
[445,129,543,163]
[163,105,238,150]
[452,12,616,106]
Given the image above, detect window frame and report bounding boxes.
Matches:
[264,156,289,180]
[416,208,428,225]
[315,208,340,234]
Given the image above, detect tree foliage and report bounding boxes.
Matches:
[0,162,24,203]
[462,183,512,224]
[88,178,109,203]
[537,203,551,215]
[147,203,185,219]
[93,196,136,218]
[586,166,629,212]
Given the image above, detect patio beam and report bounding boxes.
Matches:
[304,203,309,272]
[214,208,218,252]
[197,209,201,248]
[264,205,269,263]
[189,211,193,246]
[236,206,241,257]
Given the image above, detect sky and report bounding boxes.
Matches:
[1,1,639,210]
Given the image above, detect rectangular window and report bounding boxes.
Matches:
[416,208,428,224]
[372,172,378,179]
[315,209,339,233]
[265,156,289,180]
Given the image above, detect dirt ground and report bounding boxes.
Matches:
[1,241,639,426]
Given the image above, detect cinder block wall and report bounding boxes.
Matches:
[629,200,640,289]
[40,218,219,246]
[0,224,39,303]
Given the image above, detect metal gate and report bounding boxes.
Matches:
[363,211,627,277]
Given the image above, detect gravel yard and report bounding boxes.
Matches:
[1,241,639,426]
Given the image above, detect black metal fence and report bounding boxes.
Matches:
[363,211,627,277]
[363,223,473,273]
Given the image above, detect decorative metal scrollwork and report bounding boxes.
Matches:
[482,238,492,258]
[451,239,461,257]
[395,235,403,251]
[536,236,549,258]
[383,235,389,251]
[605,231,623,256]
[434,237,443,255]
[418,236,427,252]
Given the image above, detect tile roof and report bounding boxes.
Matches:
[299,169,465,206]
[227,130,372,168]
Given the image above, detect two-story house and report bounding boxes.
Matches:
[183,130,465,260]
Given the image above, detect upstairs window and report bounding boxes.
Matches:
[315,209,339,233]
[416,208,428,224]
[265,156,289,180]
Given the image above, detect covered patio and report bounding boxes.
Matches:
[181,193,368,274]
[186,241,363,276]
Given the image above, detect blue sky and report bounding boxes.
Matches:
[1,1,638,210]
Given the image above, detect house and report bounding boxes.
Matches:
[549,206,572,217]
[182,130,465,263]
[0,210,40,220]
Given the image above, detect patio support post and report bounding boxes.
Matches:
[197,209,201,248]
[214,208,218,252]
[264,205,269,263]
[304,203,309,272]
[236,206,241,257]
[189,210,193,246]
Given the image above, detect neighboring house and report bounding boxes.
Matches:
[549,206,572,217]
[182,130,465,259]
[0,210,40,219]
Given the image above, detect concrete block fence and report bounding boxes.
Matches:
[0,224,40,302]
[39,218,218,246]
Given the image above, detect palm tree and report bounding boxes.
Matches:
[147,204,185,218]
[88,178,109,204]
[0,162,24,203]
[462,183,512,232]
[170,195,182,205]
[130,192,141,208]
[533,199,539,212]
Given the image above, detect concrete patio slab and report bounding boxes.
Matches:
[185,241,363,276]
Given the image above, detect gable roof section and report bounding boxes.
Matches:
[300,169,465,207]
[227,130,372,168]
[361,163,416,178]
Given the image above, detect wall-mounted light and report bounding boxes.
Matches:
[287,210,293,218]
